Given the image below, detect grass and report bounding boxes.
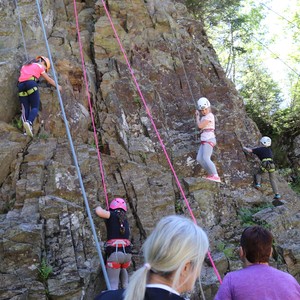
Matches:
[38,259,52,283]
[12,116,23,131]
[38,133,49,140]
[238,204,272,227]
[133,97,141,108]
[216,241,235,259]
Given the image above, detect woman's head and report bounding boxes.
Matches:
[240,226,273,264]
[124,215,209,300]
[143,215,209,293]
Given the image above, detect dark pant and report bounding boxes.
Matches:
[18,81,40,124]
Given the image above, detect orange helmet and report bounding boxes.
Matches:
[36,55,50,72]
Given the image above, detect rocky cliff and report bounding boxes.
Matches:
[0,0,299,299]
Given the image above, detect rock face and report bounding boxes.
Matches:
[0,1,299,299]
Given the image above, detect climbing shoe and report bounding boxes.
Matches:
[205,175,221,183]
[254,184,261,190]
[24,121,33,137]
[272,199,284,207]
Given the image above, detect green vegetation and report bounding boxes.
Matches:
[216,241,235,259]
[175,198,184,214]
[290,175,300,194]
[238,204,272,227]
[12,116,23,131]
[38,133,49,140]
[133,96,141,108]
[185,0,300,174]
[38,259,52,283]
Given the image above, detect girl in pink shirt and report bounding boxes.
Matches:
[195,97,221,183]
[18,56,62,137]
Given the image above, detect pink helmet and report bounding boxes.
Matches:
[109,198,127,211]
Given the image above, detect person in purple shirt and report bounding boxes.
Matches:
[214,226,300,300]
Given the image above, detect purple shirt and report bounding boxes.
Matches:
[214,264,300,300]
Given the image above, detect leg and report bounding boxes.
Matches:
[27,89,40,124]
[120,253,132,289]
[196,145,210,173]
[106,252,122,290]
[269,172,279,195]
[255,168,263,186]
[201,142,218,175]
[19,97,30,121]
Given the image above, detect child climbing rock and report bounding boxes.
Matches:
[243,136,283,206]
[195,97,221,183]
[18,56,62,137]
[95,198,132,290]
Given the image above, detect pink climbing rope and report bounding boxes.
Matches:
[100,0,222,284]
[73,0,109,210]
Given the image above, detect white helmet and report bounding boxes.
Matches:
[260,136,271,147]
[197,97,210,110]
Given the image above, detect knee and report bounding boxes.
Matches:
[197,154,204,164]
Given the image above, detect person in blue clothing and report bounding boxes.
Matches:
[94,215,209,300]
[96,198,132,290]
[243,136,283,206]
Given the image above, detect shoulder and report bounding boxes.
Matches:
[33,63,46,73]
[252,146,262,153]
[202,112,214,121]
[145,288,184,299]
[94,289,124,300]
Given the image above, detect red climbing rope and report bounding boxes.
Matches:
[73,0,109,210]
[100,0,222,284]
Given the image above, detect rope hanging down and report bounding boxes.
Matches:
[14,0,29,61]
[34,0,111,290]
[100,0,222,284]
[165,13,197,108]
[72,0,110,211]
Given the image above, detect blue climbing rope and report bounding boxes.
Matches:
[34,0,111,290]
[14,0,29,61]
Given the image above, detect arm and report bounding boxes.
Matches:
[41,72,62,91]
[195,110,210,129]
[214,274,233,300]
[95,206,110,219]
[243,146,253,153]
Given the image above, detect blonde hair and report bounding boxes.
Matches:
[124,215,209,300]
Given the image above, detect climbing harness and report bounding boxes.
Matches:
[100,0,222,284]
[201,140,215,148]
[35,0,111,290]
[107,261,131,269]
[105,239,132,269]
[260,158,275,173]
[18,86,38,97]
[105,239,131,248]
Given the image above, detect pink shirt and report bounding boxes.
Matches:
[200,112,215,141]
[18,63,45,82]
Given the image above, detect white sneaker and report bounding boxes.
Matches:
[24,121,33,137]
